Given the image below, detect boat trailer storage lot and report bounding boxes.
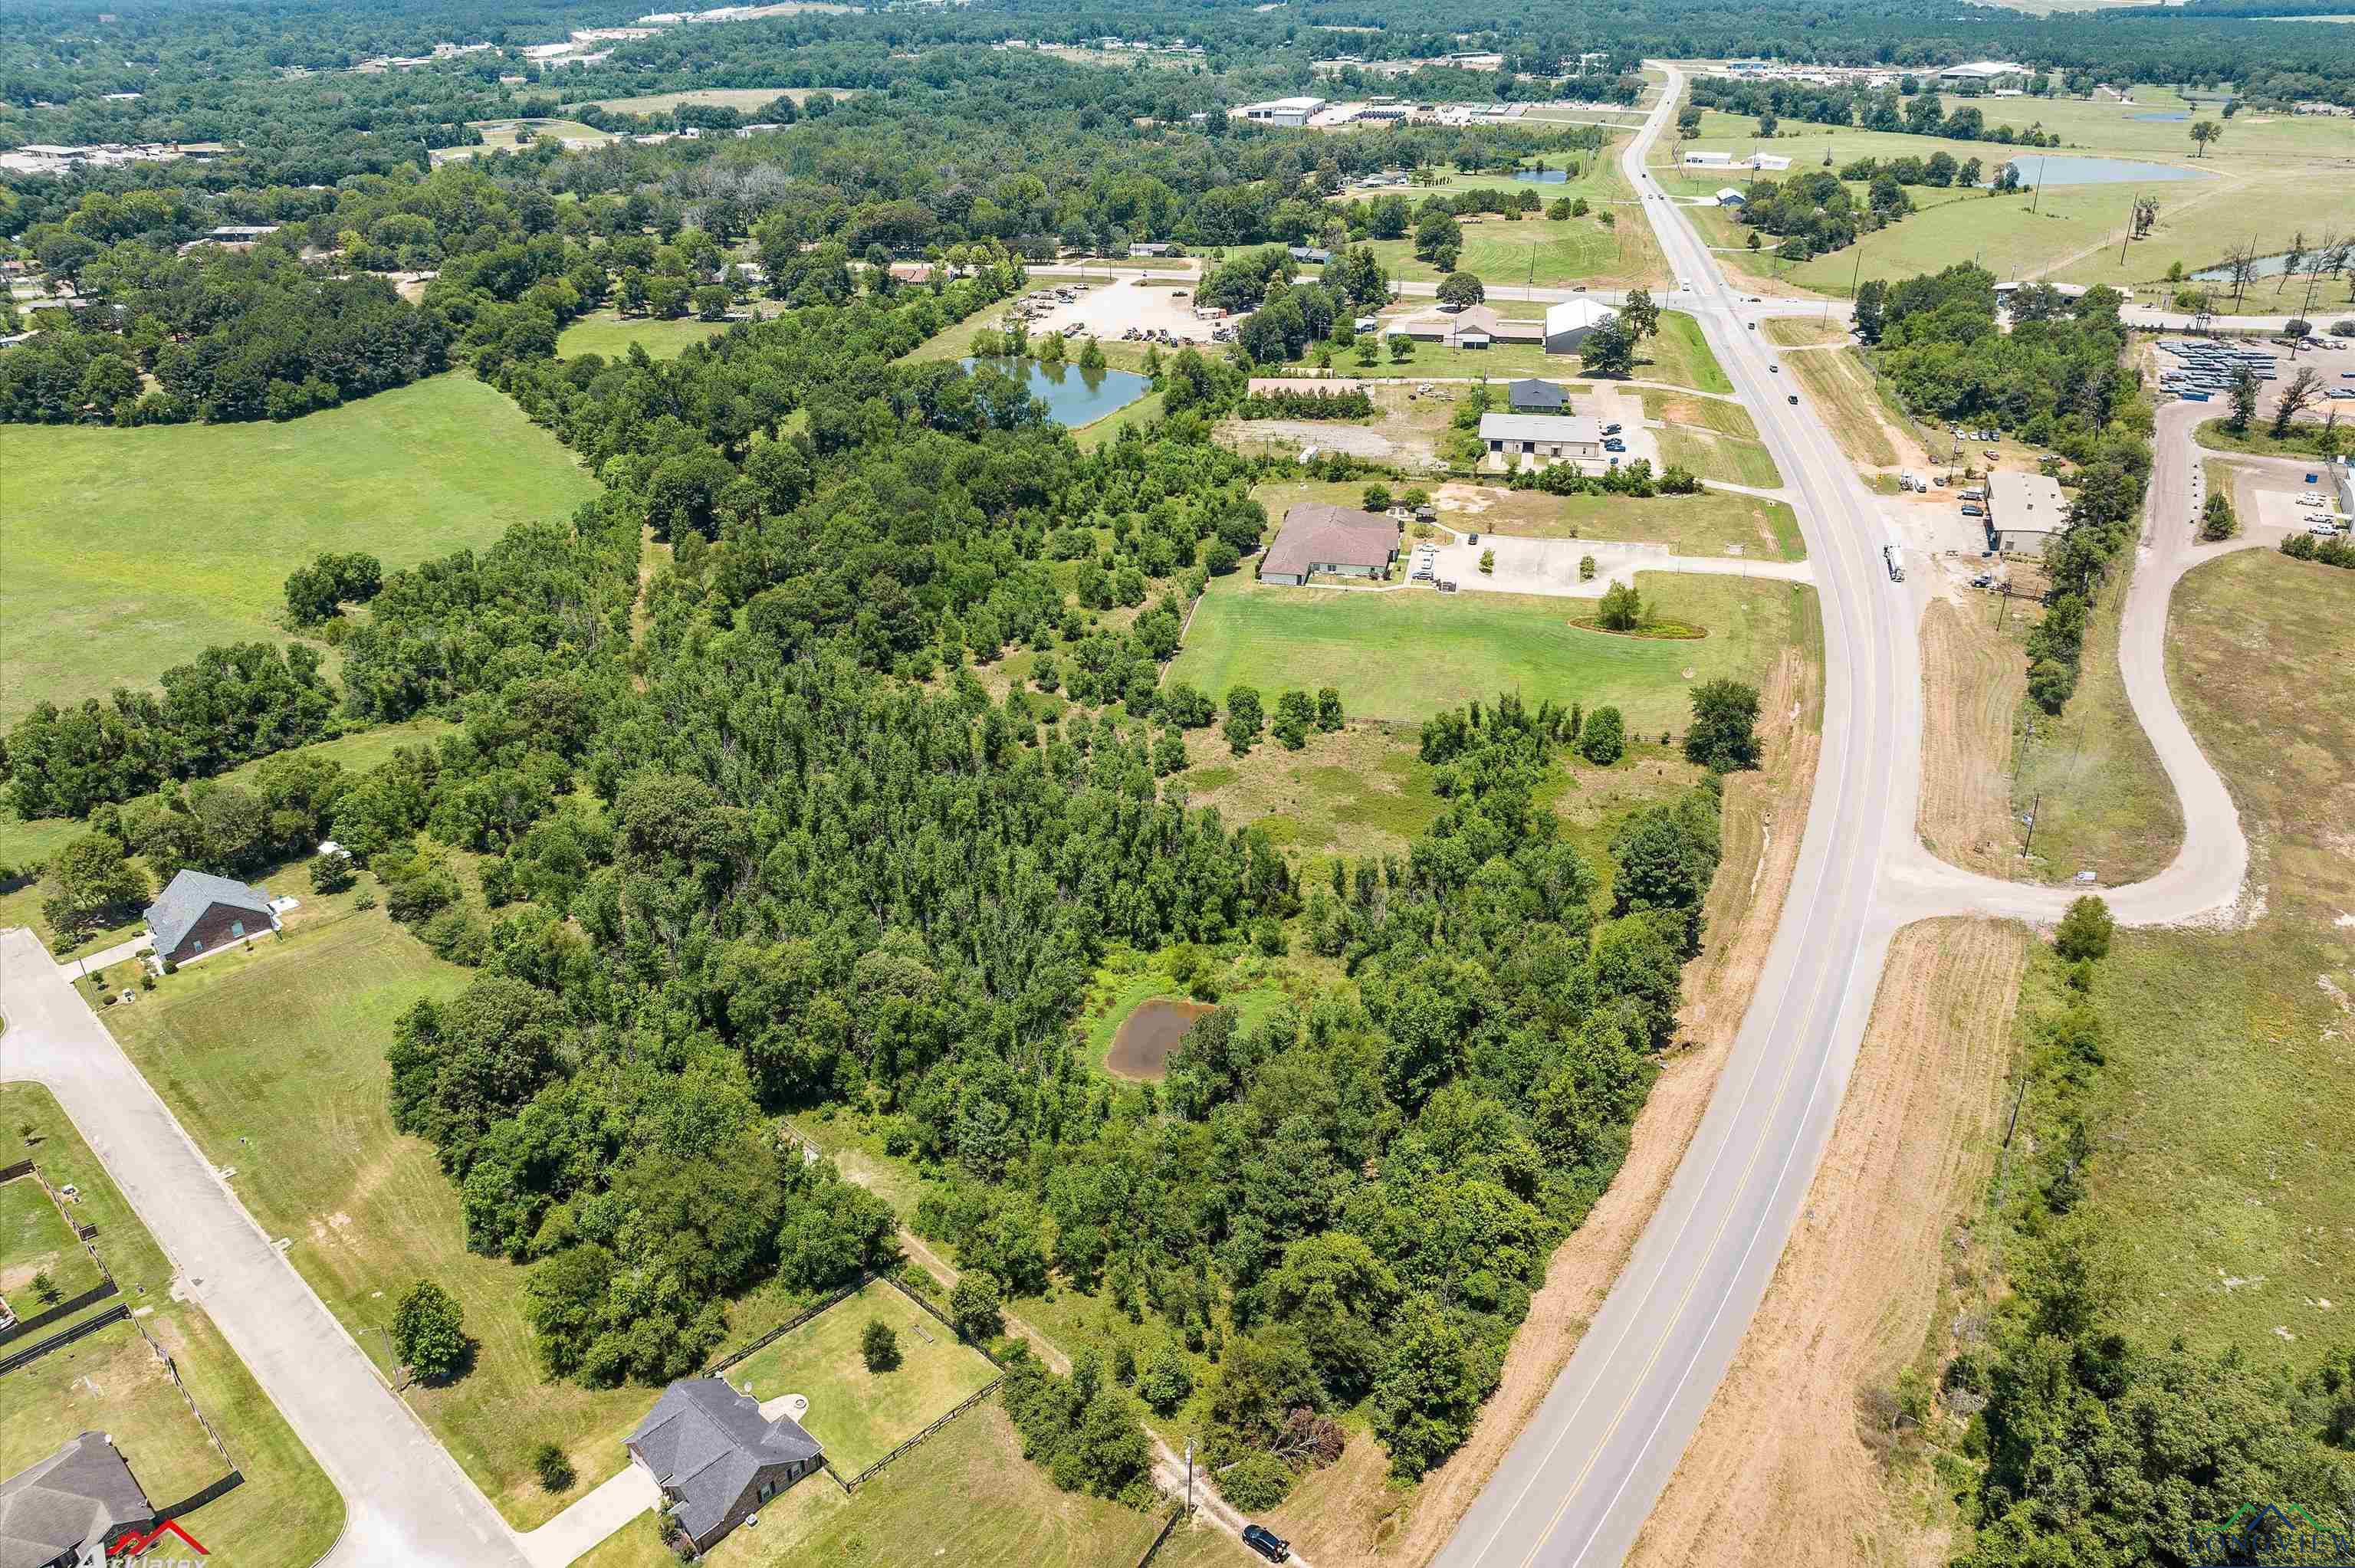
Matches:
[1017,273,1221,345]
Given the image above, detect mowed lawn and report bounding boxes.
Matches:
[574,1400,1166,1568]
[721,1280,998,1476]
[97,904,659,1527]
[0,1085,342,1566]
[0,1172,105,1307]
[1165,574,1815,732]
[2071,549,2355,1370]
[557,310,760,360]
[0,374,599,723]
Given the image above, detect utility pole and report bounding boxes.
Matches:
[2020,789,2042,864]
[1185,1442,1195,1514]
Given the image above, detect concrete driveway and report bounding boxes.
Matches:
[515,1462,659,1568]
[0,926,529,1568]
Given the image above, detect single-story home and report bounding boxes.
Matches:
[0,1432,152,1568]
[1543,298,1618,356]
[1260,503,1400,586]
[1395,303,1543,348]
[1129,242,1175,258]
[626,1379,825,1555]
[1480,412,1604,467]
[1986,471,2070,555]
[143,869,278,966]
[1714,187,1747,208]
[1506,378,1567,413]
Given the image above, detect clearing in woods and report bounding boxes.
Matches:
[716,1278,1000,1477]
[1164,575,1813,730]
[1626,918,2032,1568]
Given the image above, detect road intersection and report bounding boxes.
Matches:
[1434,61,2256,1568]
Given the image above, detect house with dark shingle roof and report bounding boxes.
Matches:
[1259,503,1400,586]
[0,1432,152,1568]
[143,869,276,966]
[626,1378,824,1553]
[1506,378,1567,413]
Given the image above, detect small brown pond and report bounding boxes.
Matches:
[1105,997,1216,1081]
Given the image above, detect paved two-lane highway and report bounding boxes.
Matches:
[1436,62,2254,1568]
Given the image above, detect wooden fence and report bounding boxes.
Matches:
[838,1375,1005,1493]
[0,1279,121,1350]
[704,1274,868,1379]
[0,1303,130,1375]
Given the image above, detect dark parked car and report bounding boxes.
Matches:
[1243,1524,1292,1563]
[1602,422,1622,435]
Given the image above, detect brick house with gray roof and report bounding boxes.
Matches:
[626,1379,823,1553]
[143,870,276,966]
[0,1432,152,1568]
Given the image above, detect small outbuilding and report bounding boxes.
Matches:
[1260,503,1401,585]
[143,869,278,966]
[626,1379,825,1555]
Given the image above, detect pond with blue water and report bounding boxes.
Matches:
[960,357,1153,427]
[1508,168,1572,183]
[1999,155,2210,186]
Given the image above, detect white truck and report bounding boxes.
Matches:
[1882,543,1905,582]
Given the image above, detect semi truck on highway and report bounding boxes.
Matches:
[1882,544,1905,582]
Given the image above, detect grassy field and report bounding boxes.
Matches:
[2191,416,2347,461]
[1357,214,1636,290]
[557,310,744,359]
[2063,548,2355,1367]
[1665,97,2355,300]
[1655,427,1784,488]
[1762,318,1851,348]
[1170,718,1446,861]
[0,374,600,724]
[1164,573,1815,731]
[1639,388,1759,439]
[0,1171,105,1308]
[0,1085,342,1566]
[573,1400,1168,1568]
[722,1280,999,1477]
[97,899,672,1527]
[1421,480,1805,559]
[1642,312,1735,395]
[2005,564,2183,886]
[1779,346,1905,471]
[452,118,616,158]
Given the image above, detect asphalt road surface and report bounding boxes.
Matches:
[1434,61,2255,1568]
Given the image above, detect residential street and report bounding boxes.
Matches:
[0,926,530,1568]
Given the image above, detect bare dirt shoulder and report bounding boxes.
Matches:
[1627,916,2031,1568]
[1264,631,1826,1564]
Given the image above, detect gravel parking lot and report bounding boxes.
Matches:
[1023,274,1223,345]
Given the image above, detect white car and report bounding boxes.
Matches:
[2298,494,2326,507]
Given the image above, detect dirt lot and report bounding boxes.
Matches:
[1260,637,1826,1566]
[1915,599,2028,877]
[1627,917,2031,1568]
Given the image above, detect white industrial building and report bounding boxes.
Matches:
[1937,60,2032,83]
[1542,298,1618,355]
[1237,97,1327,127]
